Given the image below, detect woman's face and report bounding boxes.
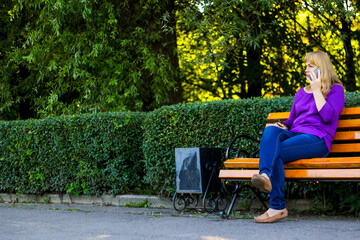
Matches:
[305,61,318,79]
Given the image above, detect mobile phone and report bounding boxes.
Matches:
[308,68,320,81]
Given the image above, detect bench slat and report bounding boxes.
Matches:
[285,169,360,179]
[267,107,360,122]
[219,169,256,179]
[223,158,259,168]
[267,118,360,129]
[219,169,360,180]
[267,112,289,122]
[339,107,360,117]
[334,131,360,141]
[337,119,360,129]
[224,157,360,169]
[330,143,360,152]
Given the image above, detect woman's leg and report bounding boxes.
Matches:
[258,126,295,179]
[254,128,328,222]
[266,132,329,210]
[269,155,286,210]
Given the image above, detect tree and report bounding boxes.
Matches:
[0,0,35,119]
[0,0,182,120]
[177,0,276,100]
[177,0,359,101]
[301,0,360,91]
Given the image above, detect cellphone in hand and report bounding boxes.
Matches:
[308,67,320,81]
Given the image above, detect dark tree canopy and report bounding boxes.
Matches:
[1,0,182,120]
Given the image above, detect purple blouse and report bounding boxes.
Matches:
[283,85,344,151]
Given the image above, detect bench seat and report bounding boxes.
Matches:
[219,169,360,180]
[223,157,360,169]
[218,107,360,217]
[220,157,360,180]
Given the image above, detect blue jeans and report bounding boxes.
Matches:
[259,126,329,210]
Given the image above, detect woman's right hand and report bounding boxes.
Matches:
[265,123,278,128]
[266,122,288,130]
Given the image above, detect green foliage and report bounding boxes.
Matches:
[2,0,358,120]
[1,93,360,215]
[142,91,360,215]
[0,0,181,120]
[142,95,295,195]
[0,111,146,196]
[122,200,151,208]
[143,91,360,195]
[178,0,279,99]
[287,181,360,217]
[177,0,360,100]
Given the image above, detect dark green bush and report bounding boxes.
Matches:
[0,112,146,196]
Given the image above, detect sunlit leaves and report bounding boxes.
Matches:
[177,0,360,101]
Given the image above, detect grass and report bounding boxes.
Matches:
[121,200,151,208]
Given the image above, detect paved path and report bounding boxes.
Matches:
[0,203,359,240]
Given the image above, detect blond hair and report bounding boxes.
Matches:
[304,51,343,96]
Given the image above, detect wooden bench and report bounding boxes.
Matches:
[219,107,360,217]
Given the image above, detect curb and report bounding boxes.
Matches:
[0,193,173,209]
[0,193,313,212]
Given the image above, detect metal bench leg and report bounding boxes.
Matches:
[249,186,269,210]
[202,164,216,212]
[202,162,228,213]
[220,184,269,218]
[220,182,240,218]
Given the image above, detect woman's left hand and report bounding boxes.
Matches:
[308,70,322,92]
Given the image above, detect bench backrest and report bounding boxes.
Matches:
[267,107,360,154]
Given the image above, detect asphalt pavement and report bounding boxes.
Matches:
[0,203,359,240]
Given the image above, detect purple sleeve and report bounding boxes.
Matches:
[318,85,344,123]
[283,90,302,127]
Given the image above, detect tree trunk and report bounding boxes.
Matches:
[163,1,183,105]
[340,15,356,91]
[245,46,263,98]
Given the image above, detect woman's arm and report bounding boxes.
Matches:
[308,70,344,121]
[265,122,288,130]
[318,85,344,123]
[308,69,326,111]
[312,89,327,112]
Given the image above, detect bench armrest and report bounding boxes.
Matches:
[225,134,260,160]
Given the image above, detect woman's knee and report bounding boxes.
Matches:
[263,126,282,137]
[262,126,290,142]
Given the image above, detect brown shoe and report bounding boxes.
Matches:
[251,174,272,193]
[254,209,288,223]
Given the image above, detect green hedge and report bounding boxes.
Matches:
[143,92,360,195]
[0,112,146,196]
[142,92,360,216]
[142,96,294,194]
[1,92,360,215]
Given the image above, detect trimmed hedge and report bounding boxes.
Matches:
[143,92,360,195]
[142,96,294,194]
[0,112,146,196]
[1,92,360,216]
[142,91,360,216]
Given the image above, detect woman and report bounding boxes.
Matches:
[251,51,344,223]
